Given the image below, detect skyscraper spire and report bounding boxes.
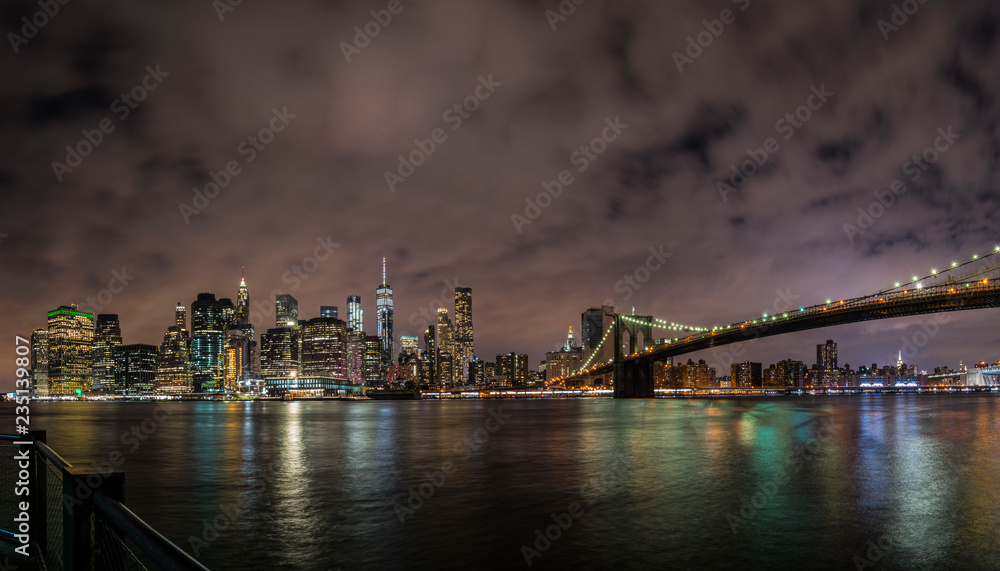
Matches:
[382,256,387,286]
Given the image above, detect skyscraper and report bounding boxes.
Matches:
[376,257,394,381]
[581,308,603,351]
[454,286,474,382]
[817,339,838,385]
[261,328,297,379]
[155,324,192,394]
[320,306,339,319]
[224,329,250,392]
[363,335,382,386]
[191,293,226,392]
[347,295,363,332]
[237,271,250,326]
[92,314,123,392]
[496,352,528,387]
[47,306,95,395]
[399,336,419,360]
[30,328,49,397]
[435,308,454,385]
[346,329,365,385]
[114,344,159,395]
[301,317,348,379]
[175,302,187,332]
[276,294,299,328]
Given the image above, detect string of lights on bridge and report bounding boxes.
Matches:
[560,245,1000,381]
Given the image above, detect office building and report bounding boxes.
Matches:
[191,293,226,392]
[732,361,763,388]
[376,258,394,381]
[347,295,363,332]
[47,305,95,395]
[435,309,454,385]
[276,294,299,328]
[261,327,297,380]
[454,286,474,382]
[545,327,583,383]
[346,329,365,385]
[224,329,250,392]
[817,339,838,385]
[301,317,348,379]
[237,273,250,326]
[114,344,159,395]
[497,352,528,387]
[320,306,339,319]
[92,314,122,392]
[363,335,382,386]
[30,328,49,397]
[155,325,192,394]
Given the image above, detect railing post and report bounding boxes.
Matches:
[27,430,46,557]
[64,466,125,571]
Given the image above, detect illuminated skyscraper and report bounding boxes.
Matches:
[114,344,159,395]
[155,325,192,394]
[363,335,382,386]
[817,339,838,385]
[321,306,339,319]
[301,317,348,379]
[581,308,603,350]
[496,352,528,387]
[346,329,365,385]
[261,328,297,379]
[30,328,49,397]
[175,302,187,333]
[276,294,299,328]
[219,298,236,331]
[376,258,394,381]
[237,271,250,326]
[435,308,454,385]
[224,329,249,392]
[92,314,122,392]
[454,286,474,382]
[47,305,95,395]
[191,293,226,392]
[399,336,419,360]
[347,295,363,332]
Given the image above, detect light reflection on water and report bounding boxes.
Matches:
[4,395,1000,570]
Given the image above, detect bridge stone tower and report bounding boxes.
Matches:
[613,314,655,398]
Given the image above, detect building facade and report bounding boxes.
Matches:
[47,306,95,395]
[92,314,123,392]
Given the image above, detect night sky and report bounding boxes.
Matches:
[2,0,998,391]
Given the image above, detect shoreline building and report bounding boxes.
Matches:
[47,305,95,395]
[114,344,159,395]
[376,258,394,383]
[454,286,474,383]
[30,328,49,397]
[545,327,584,384]
[191,293,226,392]
[301,317,348,379]
[92,314,122,392]
[155,322,193,395]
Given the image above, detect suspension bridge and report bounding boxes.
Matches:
[557,246,1000,397]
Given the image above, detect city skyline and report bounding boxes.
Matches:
[2,1,1000,392]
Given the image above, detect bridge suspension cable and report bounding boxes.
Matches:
[877,245,1000,295]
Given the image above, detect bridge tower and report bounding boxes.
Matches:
[613,314,656,398]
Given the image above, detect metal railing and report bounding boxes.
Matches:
[1,431,209,571]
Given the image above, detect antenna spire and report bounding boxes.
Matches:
[382,256,386,286]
